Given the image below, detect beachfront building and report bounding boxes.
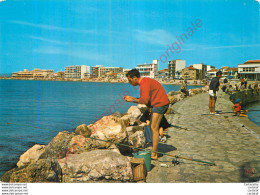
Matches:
[238,60,260,80]
[181,66,200,80]
[155,69,169,79]
[168,59,186,79]
[99,67,123,78]
[220,67,238,79]
[65,65,90,79]
[12,69,54,79]
[91,65,102,78]
[136,60,159,78]
[192,63,207,79]
[207,69,219,79]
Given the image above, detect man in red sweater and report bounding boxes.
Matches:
[124,69,169,160]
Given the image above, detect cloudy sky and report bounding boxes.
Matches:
[0,0,260,73]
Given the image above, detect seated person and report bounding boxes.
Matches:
[232,98,248,118]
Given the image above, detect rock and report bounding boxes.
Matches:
[126,125,144,137]
[0,168,19,182]
[17,144,46,168]
[75,124,91,138]
[127,106,138,114]
[10,159,62,182]
[112,111,122,118]
[191,88,203,94]
[174,94,185,101]
[168,91,182,96]
[120,115,130,127]
[168,96,177,104]
[137,104,148,113]
[40,131,74,160]
[88,115,127,144]
[128,131,146,149]
[59,150,133,182]
[129,108,142,125]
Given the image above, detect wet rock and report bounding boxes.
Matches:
[75,124,91,138]
[40,131,74,160]
[10,159,62,183]
[59,150,132,182]
[17,144,46,168]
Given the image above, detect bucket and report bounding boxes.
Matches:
[133,151,151,172]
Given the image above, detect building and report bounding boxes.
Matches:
[207,69,219,79]
[91,65,102,78]
[155,69,169,79]
[238,60,260,80]
[12,69,54,79]
[135,60,159,78]
[220,67,238,79]
[192,64,207,79]
[206,65,216,72]
[65,65,90,79]
[168,59,186,79]
[181,66,200,80]
[99,67,123,78]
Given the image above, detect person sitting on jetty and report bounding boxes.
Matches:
[124,69,169,160]
[232,98,248,118]
[181,80,189,96]
[209,71,222,114]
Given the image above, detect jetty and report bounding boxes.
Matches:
[147,91,260,182]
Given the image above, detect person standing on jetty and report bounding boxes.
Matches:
[208,71,222,114]
[181,80,189,96]
[124,69,169,160]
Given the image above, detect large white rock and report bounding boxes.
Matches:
[17,144,46,168]
[59,150,133,182]
[128,131,146,149]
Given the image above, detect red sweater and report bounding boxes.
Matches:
[138,77,169,107]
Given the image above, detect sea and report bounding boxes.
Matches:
[0,79,259,177]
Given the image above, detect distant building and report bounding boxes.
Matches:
[136,60,159,78]
[182,66,200,80]
[91,65,102,78]
[220,66,238,79]
[207,69,219,79]
[206,65,216,72]
[168,59,186,79]
[192,64,207,79]
[65,65,90,79]
[238,60,260,80]
[155,69,169,79]
[12,69,54,79]
[99,67,123,78]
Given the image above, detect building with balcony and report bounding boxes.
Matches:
[168,59,186,79]
[136,60,159,78]
[155,69,169,79]
[206,69,219,79]
[65,65,90,79]
[238,60,260,80]
[192,63,207,79]
[182,66,200,80]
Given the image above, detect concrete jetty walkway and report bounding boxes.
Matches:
[146,91,260,183]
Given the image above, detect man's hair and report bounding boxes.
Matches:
[126,69,140,78]
[216,71,222,76]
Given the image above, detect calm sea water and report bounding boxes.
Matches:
[246,101,260,127]
[0,79,202,176]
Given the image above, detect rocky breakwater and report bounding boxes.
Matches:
[229,88,260,104]
[1,105,149,183]
[166,86,209,112]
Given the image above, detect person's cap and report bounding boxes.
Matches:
[235,98,241,103]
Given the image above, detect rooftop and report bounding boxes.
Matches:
[244,60,260,64]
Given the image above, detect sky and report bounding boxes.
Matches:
[0,0,260,73]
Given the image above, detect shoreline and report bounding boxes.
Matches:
[0,77,206,86]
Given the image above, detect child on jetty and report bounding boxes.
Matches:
[232,98,248,118]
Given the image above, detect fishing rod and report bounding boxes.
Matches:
[88,136,216,166]
[3,122,216,166]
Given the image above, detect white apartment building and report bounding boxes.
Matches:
[136,60,159,78]
[206,65,216,72]
[65,65,90,79]
[238,60,260,80]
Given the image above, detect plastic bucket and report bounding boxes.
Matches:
[133,151,151,172]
